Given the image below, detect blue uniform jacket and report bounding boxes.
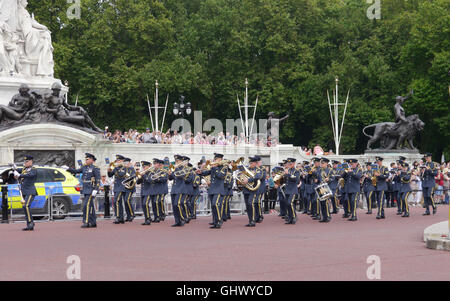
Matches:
[17,167,37,195]
[108,165,127,193]
[343,167,363,194]
[201,165,227,195]
[283,168,300,195]
[68,165,100,195]
[375,165,389,191]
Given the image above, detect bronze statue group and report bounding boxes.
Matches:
[14,152,439,231]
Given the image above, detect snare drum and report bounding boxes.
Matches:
[315,183,333,202]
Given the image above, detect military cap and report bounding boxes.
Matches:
[85,153,96,161]
[303,161,310,165]
[375,156,384,161]
[399,156,407,161]
[214,153,224,159]
[142,161,151,166]
[23,155,33,161]
[424,153,432,157]
[123,158,131,163]
[321,158,330,163]
[348,159,358,163]
[286,158,296,163]
[188,163,193,167]
[313,157,321,162]
[174,154,183,161]
[116,154,125,160]
[332,160,340,165]
[402,162,409,168]
[365,161,372,165]
[183,156,191,161]
[254,155,261,161]
[249,156,258,163]
[278,162,284,166]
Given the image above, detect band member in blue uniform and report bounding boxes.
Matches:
[122,158,136,222]
[278,160,288,218]
[318,158,331,223]
[362,162,375,215]
[107,154,127,224]
[398,162,411,217]
[421,153,437,215]
[169,155,187,227]
[342,159,363,221]
[239,156,262,227]
[255,156,266,223]
[151,159,169,223]
[198,153,227,229]
[136,161,153,225]
[283,158,300,224]
[67,153,101,228]
[13,155,37,231]
[374,156,389,219]
[310,158,321,220]
[222,163,233,222]
[182,158,194,224]
[329,160,341,214]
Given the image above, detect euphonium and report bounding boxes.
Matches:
[236,164,261,192]
[273,171,285,186]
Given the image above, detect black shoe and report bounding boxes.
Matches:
[255,219,262,223]
[126,218,134,222]
[185,218,190,224]
[331,210,338,214]
[366,211,372,214]
[401,213,409,217]
[376,215,382,219]
[192,216,197,220]
[433,208,437,215]
[114,219,125,224]
[278,213,283,216]
[342,214,350,218]
[312,216,321,220]
[209,222,215,225]
[209,224,218,229]
[396,212,402,215]
[423,212,430,216]
[171,223,181,227]
[245,222,256,227]
[81,223,89,228]
[319,219,327,223]
[22,227,32,231]
[381,215,385,219]
[89,224,97,228]
[348,216,357,221]
[141,220,151,225]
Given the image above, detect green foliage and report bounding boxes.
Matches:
[28,0,449,157]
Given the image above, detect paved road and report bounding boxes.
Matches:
[1,206,449,281]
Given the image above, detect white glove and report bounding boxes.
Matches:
[13,170,20,178]
[61,165,69,170]
[91,190,98,197]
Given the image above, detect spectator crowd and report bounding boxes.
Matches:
[103,127,279,147]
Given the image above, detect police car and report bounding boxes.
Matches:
[0,165,82,219]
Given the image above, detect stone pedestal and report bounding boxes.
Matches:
[0,76,68,106]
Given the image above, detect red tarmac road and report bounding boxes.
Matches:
[1,206,449,281]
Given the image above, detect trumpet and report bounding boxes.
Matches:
[108,161,123,170]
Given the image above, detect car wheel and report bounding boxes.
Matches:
[52,198,69,219]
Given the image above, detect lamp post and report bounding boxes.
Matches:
[173,95,192,134]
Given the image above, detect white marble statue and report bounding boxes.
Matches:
[0,0,54,77]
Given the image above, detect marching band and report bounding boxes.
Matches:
[11,152,442,230]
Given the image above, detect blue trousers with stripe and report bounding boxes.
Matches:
[83,194,97,225]
[22,194,35,227]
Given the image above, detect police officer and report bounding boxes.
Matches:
[67,153,101,228]
[198,153,227,229]
[239,156,262,227]
[421,153,437,215]
[342,159,362,221]
[136,161,152,225]
[255,156,266,223]
[169,155,187,227]
[107,154,127,224]
[374,156,389,219]
[398,162,411,217]
[329,160,341,214]
[13,155,37,231]
[283,158,300,224]
[362,162,375,215]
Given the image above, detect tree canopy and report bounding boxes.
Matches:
[28,0,449,158]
